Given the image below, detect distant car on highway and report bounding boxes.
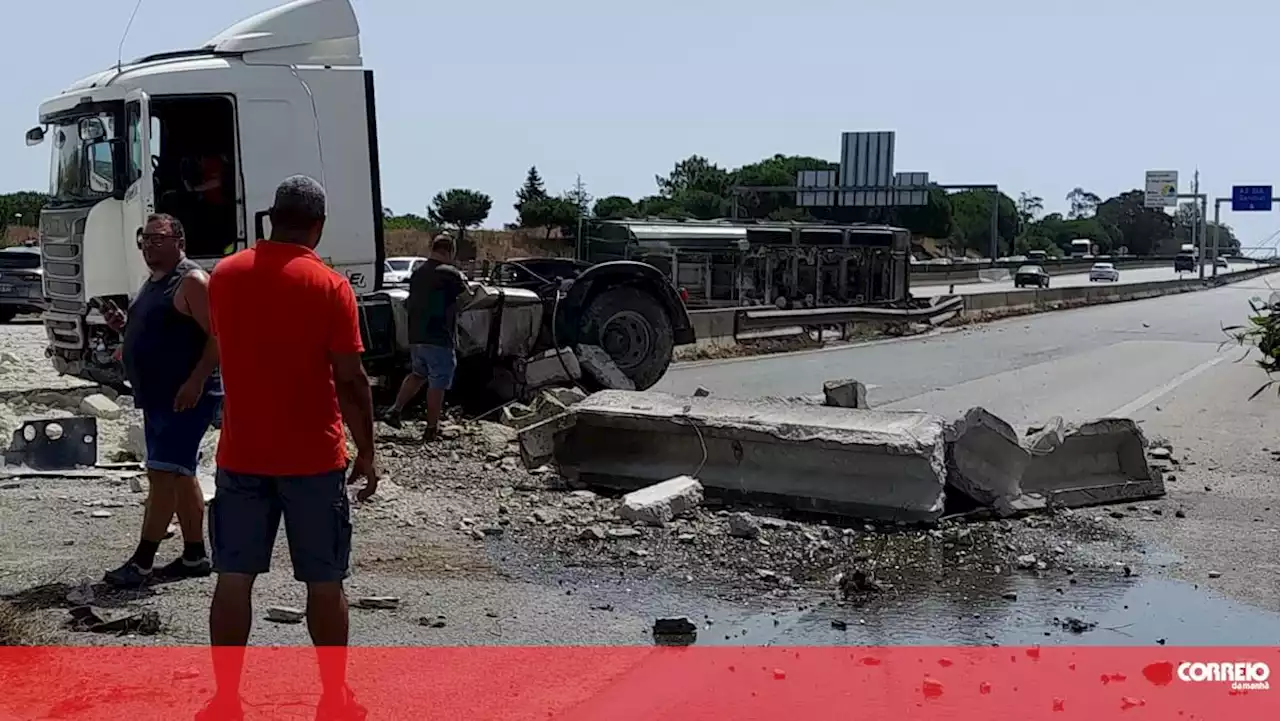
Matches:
[0,246,46,322]
[1014,264,1050,289]
[1174,252,1196,272]
[1089,262,1120,282]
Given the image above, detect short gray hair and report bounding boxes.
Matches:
[270,175,327,226]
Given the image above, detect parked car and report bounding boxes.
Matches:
[1174,253,1196,272]
[383,256,428,286]
[1013,264,1050,288]
[0,246,46,322]
[1089,262,1120,282]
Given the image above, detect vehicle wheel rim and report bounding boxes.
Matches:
[600,310,652,371]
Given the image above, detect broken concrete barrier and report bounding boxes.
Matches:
[1021,417,1163,507]
[518,412,579,469]
[945,407,1031,507]
[577,345,636,391]
[79,393,122,421]
[551,390,950,522]
[822,379,867,409]
[616,475,704,526]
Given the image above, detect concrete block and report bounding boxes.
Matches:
[822,379,867,409]
[617,475,704,526]
[79,393,122,420]
[517,412,579,469]
[522,348,582,390]
[552,390,950,522]
[1021,417,1164,507]
[544,386,588,406]
[577,345,636,391]
[945,407,1030,507]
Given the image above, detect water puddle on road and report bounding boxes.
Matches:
[697,574,1280,647]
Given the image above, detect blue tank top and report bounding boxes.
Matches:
[121,257,221,410]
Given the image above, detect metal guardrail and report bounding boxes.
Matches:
[735,295,964,334]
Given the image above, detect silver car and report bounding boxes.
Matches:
[1089,262,1120,282]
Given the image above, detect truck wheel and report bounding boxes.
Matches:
[579,287,675,390]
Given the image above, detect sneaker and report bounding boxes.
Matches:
[421,426,437,443]
[159,555,213,580]
[103,561,152,588]
[315,687,367,721]
[381,408,403,430]
[194,694,244,721]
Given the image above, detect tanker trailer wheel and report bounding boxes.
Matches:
[579,286,675,390]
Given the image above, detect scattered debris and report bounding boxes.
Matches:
[89,510,113,519]
[728,512,761,539]
[577,345,635,391]
[418,615,447,628]
[616,476,704,527]
[354,596,401,610]
[68,606,160,636]
[822,379,867,409]
[652,617,697,646]
[693,386,711,397]
[265,606,305,624]
[79,394,122,421]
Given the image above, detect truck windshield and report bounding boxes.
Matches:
[47,109,120,207]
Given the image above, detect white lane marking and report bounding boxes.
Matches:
[1105,354,1227,418]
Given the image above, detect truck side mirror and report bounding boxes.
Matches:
[25,127,45,146]
[78,118,107,142]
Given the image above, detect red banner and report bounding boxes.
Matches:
[0,646,1274,720]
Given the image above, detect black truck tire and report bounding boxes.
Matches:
[579,286,675,390]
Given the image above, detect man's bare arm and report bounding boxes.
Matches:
[331,352,375,461]
[176,271,219,387]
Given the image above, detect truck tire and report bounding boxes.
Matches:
[579,286,675,390]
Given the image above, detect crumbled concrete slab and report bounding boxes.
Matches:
[822,379,867,409]
[552,391,950,522]
[617,475,703,526]
[945,407,1031,507]
[577,345,635,391]
[544,387,588,406]
[1021,417,1164,507]
[1025,416,1066,455]
[518,412,578,469]
[79,394,122,421]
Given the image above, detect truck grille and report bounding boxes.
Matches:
[39,210,87,308]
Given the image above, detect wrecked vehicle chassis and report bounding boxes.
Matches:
[358,260,695,406]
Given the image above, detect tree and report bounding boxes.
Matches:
[731,154,837,220]
[1065,187,1101,219]
[947,190,1018,256]
[655,155,730,199]
[593,195,637,220]
[514,166,548,223]
[521,197,580,239]
[0,191,48,238]
[1094,189,1174,256]
[383,213,435,232]
[1015,192,1044,227]
[564,175,592,219]
[428,189,491,241]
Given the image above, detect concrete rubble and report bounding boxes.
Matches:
[945,407,1031,508]
[499,386,588,430]
[822,379,867,409]
[577,344,635,391]
[616,475,704,526]
[521,388,1165,524]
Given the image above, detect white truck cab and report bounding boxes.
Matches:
[28,0,384,386]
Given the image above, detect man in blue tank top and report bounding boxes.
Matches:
[102,213,222,587]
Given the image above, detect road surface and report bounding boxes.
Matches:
[661,269,1280,423]
[912,260,1260,297]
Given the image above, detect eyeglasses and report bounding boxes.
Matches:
[136,232,180,248]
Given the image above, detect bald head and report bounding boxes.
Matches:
[268,175,327,248]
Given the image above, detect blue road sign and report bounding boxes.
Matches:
[1232,185,1273,211]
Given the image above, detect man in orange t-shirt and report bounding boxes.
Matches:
[200,175,376,721]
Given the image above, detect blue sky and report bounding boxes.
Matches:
[4,0,1278,248]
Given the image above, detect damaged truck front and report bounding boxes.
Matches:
[26,0,694,400]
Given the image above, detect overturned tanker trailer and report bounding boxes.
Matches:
[359,259,696,408]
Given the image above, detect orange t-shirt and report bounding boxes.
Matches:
[209,240,364,476]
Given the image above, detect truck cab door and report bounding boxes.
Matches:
[122,90,155,291]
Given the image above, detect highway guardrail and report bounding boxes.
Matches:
[685,265,1278,347]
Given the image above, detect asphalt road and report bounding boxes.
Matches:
[660,270,1280,426]
[912,260,1260,298]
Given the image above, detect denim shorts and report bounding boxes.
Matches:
[142,394,221,477]
[208,467,352,583]
[409,344,456,390]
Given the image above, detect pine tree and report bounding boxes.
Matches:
[515,166,548,219]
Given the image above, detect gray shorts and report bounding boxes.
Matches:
[208,467,352,583]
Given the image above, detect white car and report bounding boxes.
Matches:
[1089,262,1120,282]
[383,256,428,286]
